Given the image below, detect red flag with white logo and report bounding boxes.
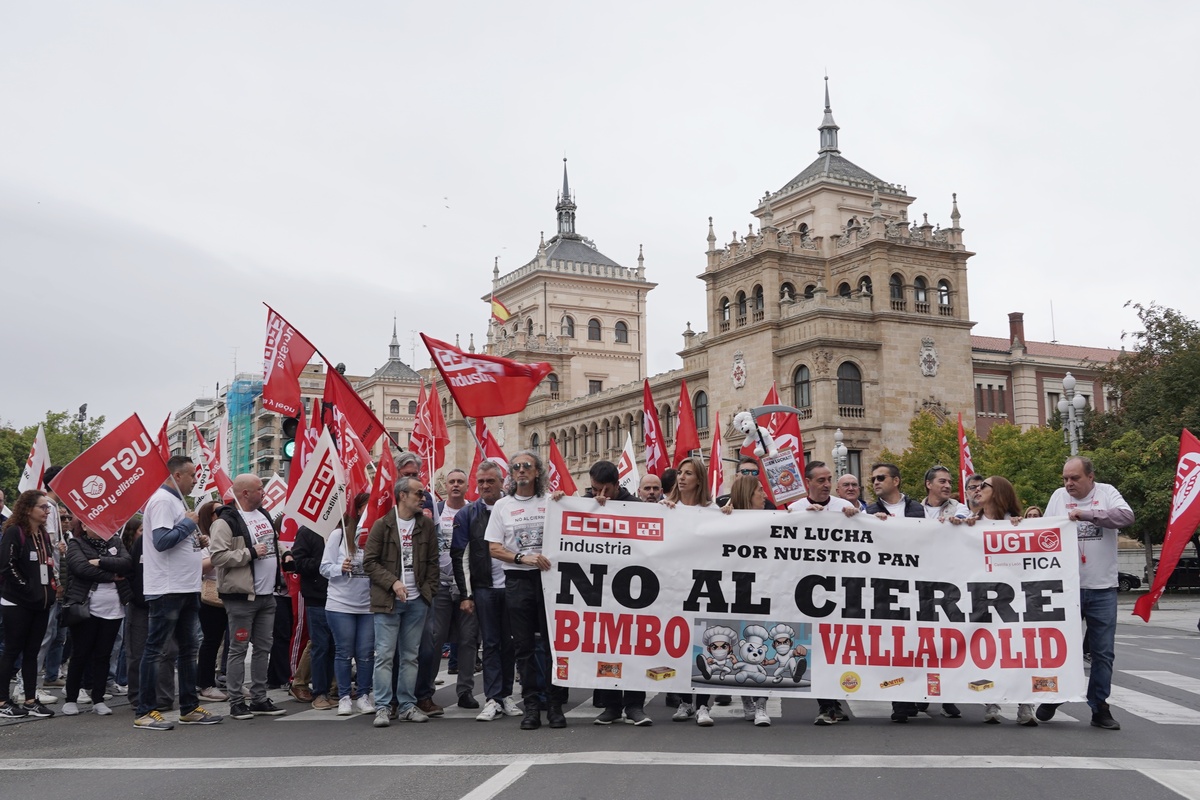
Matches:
[283,427,348,540]
[409,383,434,488]
[465,418,509,501]
[673,379,700,467]
[263,305,319,417]
[642,380,667,478]
[17,423,50,493]
[1135,429,1200,621]
[282,398,321,542]
[322,367,384,450]
[361,445,397,533]
[261,473,288,512]
[547,436,577,495]
[740,383,807,501]
[421,333,552,418]
[50,414,169,539]
[958,412,975,503]
[707,417,724,499]
[330,406,371,502]
[192,424,233,501]
[427,383,450,472]
[617,432,641,496]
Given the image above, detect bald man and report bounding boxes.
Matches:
[638,474,663,503]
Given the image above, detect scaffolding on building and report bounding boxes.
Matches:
[227,374,263,477]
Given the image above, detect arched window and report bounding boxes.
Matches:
[798,223,809,238]
[614,321,629,343]
[660,403,674,439]
[803,284,816,299]
[614,416,622,445]
[837,362,863,407]
[859,276,873,295]
[604,419,612,450]
[408,400,417,415]
[561,316,575,338]
[938,280,951,305]
[736,291,747,318]
[389,399,400,414]
[793,365,811,408]
[837,282,852,298]
[591,422,600,453]
[753,285,764,312]
[441,398,449,419]
[531,432,540,451]
[780,282,795,300]
[889,274,904,300]
[847,216,859,229]
[694,390,709,431]
[720,297,731,321]
[547,373,560,398]
[570,427,578,458]
[588,318,602,341]
[527,318,534,336]
[914,277,928,304]
[512,322,519,336]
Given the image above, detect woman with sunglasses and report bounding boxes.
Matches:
[0,491,59,718]
[973,476,1037,726]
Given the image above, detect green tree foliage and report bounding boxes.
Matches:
[0,410,107,495]
[1088,431,1177,545]
[878,411,978,501]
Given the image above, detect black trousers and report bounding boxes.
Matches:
[0,605,51,703]
[267,595,293,687]
[197,602,228,690]
[505,571,567,707]
[66,616,122,704]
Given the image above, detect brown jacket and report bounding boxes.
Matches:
[363,510,438,612]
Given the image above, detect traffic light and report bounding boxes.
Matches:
[281,414,300,461]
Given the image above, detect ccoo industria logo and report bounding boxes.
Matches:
[561,511,663,542]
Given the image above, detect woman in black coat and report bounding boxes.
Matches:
[0,490,58,718]
[61,518,133,716]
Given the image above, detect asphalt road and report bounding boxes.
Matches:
[4,593,1200,800]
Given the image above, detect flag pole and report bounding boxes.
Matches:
[465,417,488,461]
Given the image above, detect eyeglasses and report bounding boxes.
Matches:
[980,482,993,490]
[511,462,536,471]
[36,503,54,511]
[738,469,760,476]
[871,475,891,482]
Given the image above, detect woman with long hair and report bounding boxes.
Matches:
[0,491,58,718]
[61,518,133,716]
[320,494,375,716]
[974,476,1035,726]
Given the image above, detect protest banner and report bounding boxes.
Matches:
[261,472,288,512]
[17,423,50,493]
[282,428,347,540]
[543,497,1085,703]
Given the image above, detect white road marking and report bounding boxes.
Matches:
[1143,648,1185,655]
[458,762,531,800]
[1107,686,1200,725]
[1143,769,1200,800]
[1122,670,1200,697]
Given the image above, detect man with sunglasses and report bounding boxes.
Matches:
[964,474,986,517]
[485,450,569,730]
[865,463,924,520]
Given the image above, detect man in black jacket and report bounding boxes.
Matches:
[865,462,926,519]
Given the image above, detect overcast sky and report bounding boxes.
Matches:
[3,1,1196,432]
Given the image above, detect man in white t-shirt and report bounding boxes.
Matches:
[835,474,868,512]
[210,473,285,721]
[1036,456,1133,731]
[135,456,223,730]
[486,449,568,731]
[921,466,971,522]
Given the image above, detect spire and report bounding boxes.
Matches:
[707,216,717,253]
[818,75,840,155]
[389,317,400,360]
[493,256,500,279]
[555,157,577,238]
[950,192,961,227]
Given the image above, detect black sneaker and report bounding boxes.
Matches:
[0,703,28,719]
[1035,703,1060,722]
[249,698,287,716]
[940,703,962,718]
[458,693,480,709]
[890,710,909,723]
[23,701,54,718]
[547,704,567,729]
[594,706,623,725]
[520,706,541,730]
[228,701,254,720]
[1091,703,1120,730]
[830,702,850,722]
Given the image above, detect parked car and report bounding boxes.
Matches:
[1145,558,1200,591]
[1117,572,1142,592]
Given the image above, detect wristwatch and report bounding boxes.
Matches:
[514,552,523,565]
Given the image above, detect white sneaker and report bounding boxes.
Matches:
[983,704,1002,724]
[36,689,58,705]
[476,698,502,721]
[742,697,756,721]
[107,683,128,696]
[753,704,771,727]
[199,686,228,701]
[398,706,429,722]
[95,702,113,716]
[62,702,80,716]
[501,697,522,717]
[337,696,353,716]
[355,694,374,715]
[1016,703,1038,727]
[695,705,714,727]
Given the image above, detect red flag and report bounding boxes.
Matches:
[958,412,976,503]
[547,437,577,495]
[740,383,807,501]
[261,473,288,512]
[707,416,724,499]
[427,384,450,470]
[409,384,435,488]
[263,305,319,417]
[155,414,172,466]
[281,398,320,541]
[642,380,667,478]
[673,379,700,467]
[422,333,552,418]
[51,414,168,539]
[192,424,233,501]
[1135,430,1200,621]
[331,406,371,501]
[465,418,509,501]
[322,367,384,450]
[361,445,397,533]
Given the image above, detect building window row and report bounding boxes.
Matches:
[560,315,629,343]
[718,286,766,329]
[790,362,864,417]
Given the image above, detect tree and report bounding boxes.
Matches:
[0,410,107,495]
[878,411,980,501]
[976,422,1069,511]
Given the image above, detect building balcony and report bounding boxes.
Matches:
[939,304,954,317]
[752,310,764,322]
[890,299,906,311]
[257,425,274,439]
[736,316,747,327]
[719,320,730,332]
[256,450,276,463]
[915,301,930,314]
[797,407,813,421]
[838,405,866,419]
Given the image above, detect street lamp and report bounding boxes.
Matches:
[1057,372,1087,455]
[76,404,88,455]
[832,428,849,477]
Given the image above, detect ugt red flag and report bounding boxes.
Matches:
[958,412,976,503]
[18,423,50,493]
[1135,430,1200,621]
[323,367,384,450]
[707,416,724,499]
[422,333,552,418]
[361,445,397,533]
[283,427,348,540]
[547,436,577,495]
[642,380,667,478]
[465,418,509,501]
[263,305,319,417]
[673,379,700,467]
[50,414,168,539]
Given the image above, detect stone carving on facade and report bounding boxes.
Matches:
[731,350,747,389]
[920,397,949,422]
[919,337,940,377]
[813,349,833,375]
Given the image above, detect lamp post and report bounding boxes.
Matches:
[76,403,88,456]
[1057,372,1087,456]
[832,428,849,477]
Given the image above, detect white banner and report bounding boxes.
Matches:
[543,498,1086,704]
[18,423,50,493]
[617,433,640,496]
[283,427,347,539]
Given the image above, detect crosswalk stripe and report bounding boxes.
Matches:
[1107,686,1200,725]
[1122,670,1200,697]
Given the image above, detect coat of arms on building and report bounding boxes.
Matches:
[732,351,747,389]
[919,338,940,377]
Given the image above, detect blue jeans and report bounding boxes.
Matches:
[138,593,200,716]
[474,586,515,703]
[372,599,427,712]
[327,610,374,700]
[1081,587,1117,712]
[39,602,67,681]
[306,606,335,697]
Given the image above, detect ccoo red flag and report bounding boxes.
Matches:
[1135,430,1200,621]
[642,380,667,478]
[361,444,397,533]
[322,366,384,449]
[547,437,577,495]
[673,379,700,467]
[958,412,976,503]
[422,333,552,418]
[51,414,169,539]
[263,305,319,417]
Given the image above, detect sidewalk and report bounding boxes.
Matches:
[1120,591,1200,633]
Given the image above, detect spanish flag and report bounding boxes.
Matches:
[490,296,511,323]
